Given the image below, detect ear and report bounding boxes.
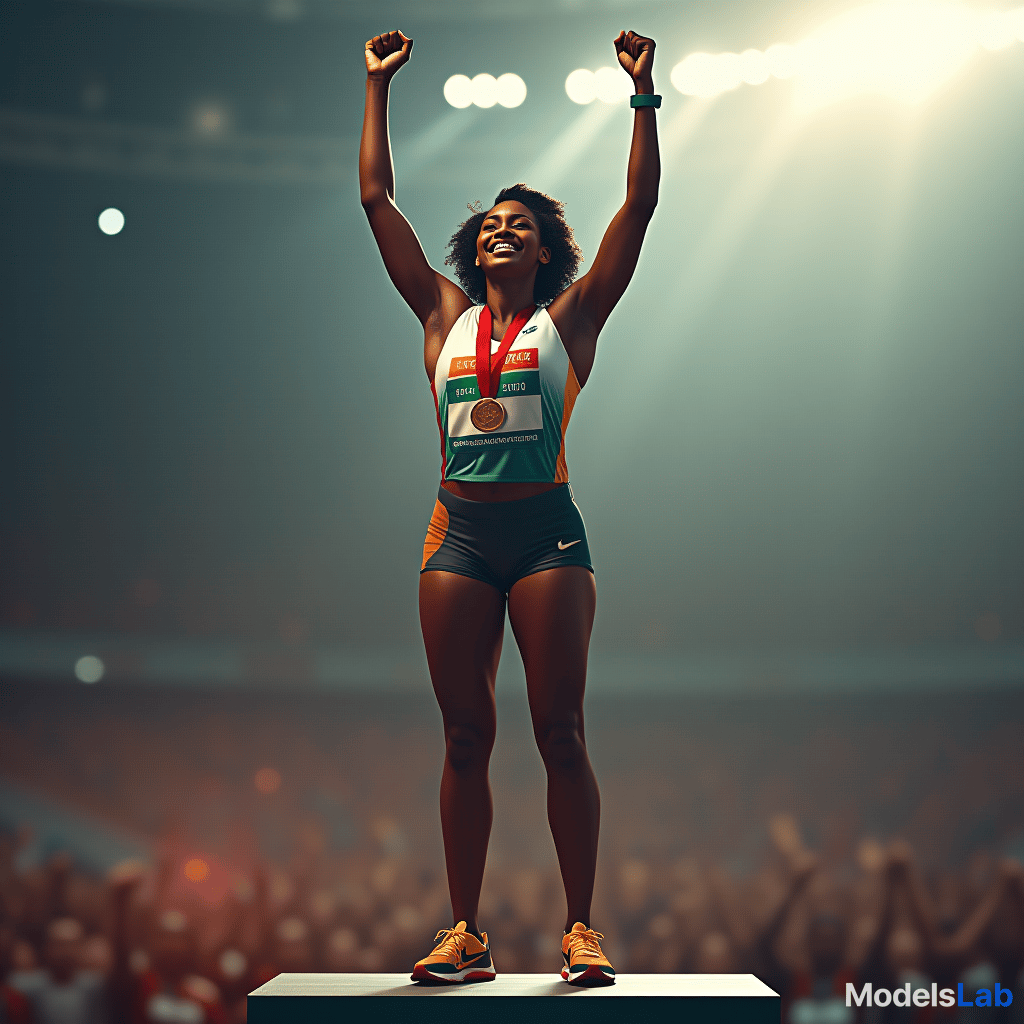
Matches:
[538,246,551,265]
[475,257,480,266]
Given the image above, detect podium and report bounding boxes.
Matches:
[248,973,780,1023]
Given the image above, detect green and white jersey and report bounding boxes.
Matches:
[431,305,581,483]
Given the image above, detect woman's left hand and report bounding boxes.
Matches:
[614,30,656,88]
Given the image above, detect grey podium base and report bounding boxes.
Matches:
[247,973,780,1023]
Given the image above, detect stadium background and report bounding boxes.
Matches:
[1,0,1023,1021]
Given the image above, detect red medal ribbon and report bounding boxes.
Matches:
[475,304,537,400]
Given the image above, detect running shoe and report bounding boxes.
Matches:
[561,922,615,985]
[411,921,496,983]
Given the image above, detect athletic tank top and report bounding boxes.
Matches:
[431,304,581,483]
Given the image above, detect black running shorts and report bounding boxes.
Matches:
[420,483,594,593]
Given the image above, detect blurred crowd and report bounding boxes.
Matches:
[0,686,1022,1023]
[2,825,1023,1024]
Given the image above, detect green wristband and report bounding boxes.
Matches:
[630,93,662,108]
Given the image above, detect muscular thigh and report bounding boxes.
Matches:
[507,567,596,731]
[419,570,507,725]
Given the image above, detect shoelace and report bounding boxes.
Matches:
[431,928,470,957]
[568,928,605,958]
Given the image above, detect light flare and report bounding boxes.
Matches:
[667,2,1023,112]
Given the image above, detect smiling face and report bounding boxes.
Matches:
[476,201,551,283]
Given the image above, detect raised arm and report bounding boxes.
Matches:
[561,31,660,376]
[359,31,445,327]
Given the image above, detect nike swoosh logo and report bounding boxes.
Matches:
[520,326,538,334]
[558,539,582,550]
[458,949,490,966]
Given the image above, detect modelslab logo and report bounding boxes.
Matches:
[847,982,1013,1009]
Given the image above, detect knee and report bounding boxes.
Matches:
[536,715,587,774]
[444,722,494,773]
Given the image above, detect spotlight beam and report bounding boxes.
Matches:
[395,107,482,173]
[521,102,619,195]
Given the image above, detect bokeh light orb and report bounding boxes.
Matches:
[565,68,596,104]
[192,101,230,134]
[219,949,247,979]
[1011,7,1024,42]
[671,53,734,98]
[593,65,629,103]
[764,43,801,80]
[255,766,282,794]
[97,209,124,236]
[976,9,1015,50]
[184,858,209,883]
[739,49,771,85]
[443,74,473,108]
[75,655,105,683]
[470,73,498,108]
[495,73,526,108]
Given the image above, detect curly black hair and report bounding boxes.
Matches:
[444,184,584,306]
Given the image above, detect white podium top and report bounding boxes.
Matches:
[251,973,779,999]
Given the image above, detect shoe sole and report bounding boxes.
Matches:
[411,964,496,983]
[562,964,615,985]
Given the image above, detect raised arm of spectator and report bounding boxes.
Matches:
[855,844,905,980]
[106,860,146,1018]
[708,866,755,952]
[933,861,1012,961]
[898,845,940,952]
[754,852,819,975]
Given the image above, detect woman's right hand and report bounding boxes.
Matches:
[365,30,413,80]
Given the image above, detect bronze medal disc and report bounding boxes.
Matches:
[471,398,506,432]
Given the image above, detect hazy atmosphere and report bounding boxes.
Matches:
[3,0,1023,691]
[2,4,1024,1022]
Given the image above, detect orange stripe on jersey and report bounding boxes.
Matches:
[448,348,539,378]
[448,356,477,379]
[421,499,450,570]
[554,360,581,483]
[499,348,538,370]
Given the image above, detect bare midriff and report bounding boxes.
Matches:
[441,480,563,503]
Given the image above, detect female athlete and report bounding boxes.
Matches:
[359,27,660,984]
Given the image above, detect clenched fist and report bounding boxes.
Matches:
[614,30,656,88]
[365,30,413,81]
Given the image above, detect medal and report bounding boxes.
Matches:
[472,303,536,433]
[470,397,506,432]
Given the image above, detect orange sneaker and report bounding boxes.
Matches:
[411,921,496,983]
[561,922,615,985]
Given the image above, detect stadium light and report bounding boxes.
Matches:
[98,208,124,235]
[1012,6,1024,41]
[739,49,771,85]
[443,74,473,108]
[191,99,231,134]
[565,66,631,104]
[671,52,744,99]
[496,73,527,108]
[470,73,498,108]
[764,44,800,80]
[75,655,105,682]
[444,72,526,109]
[565,68,596,104]
[976,8,1016,50]
[667,2,1024,111]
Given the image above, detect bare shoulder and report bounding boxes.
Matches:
[545,280,600,388]
[424,273,474,380]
